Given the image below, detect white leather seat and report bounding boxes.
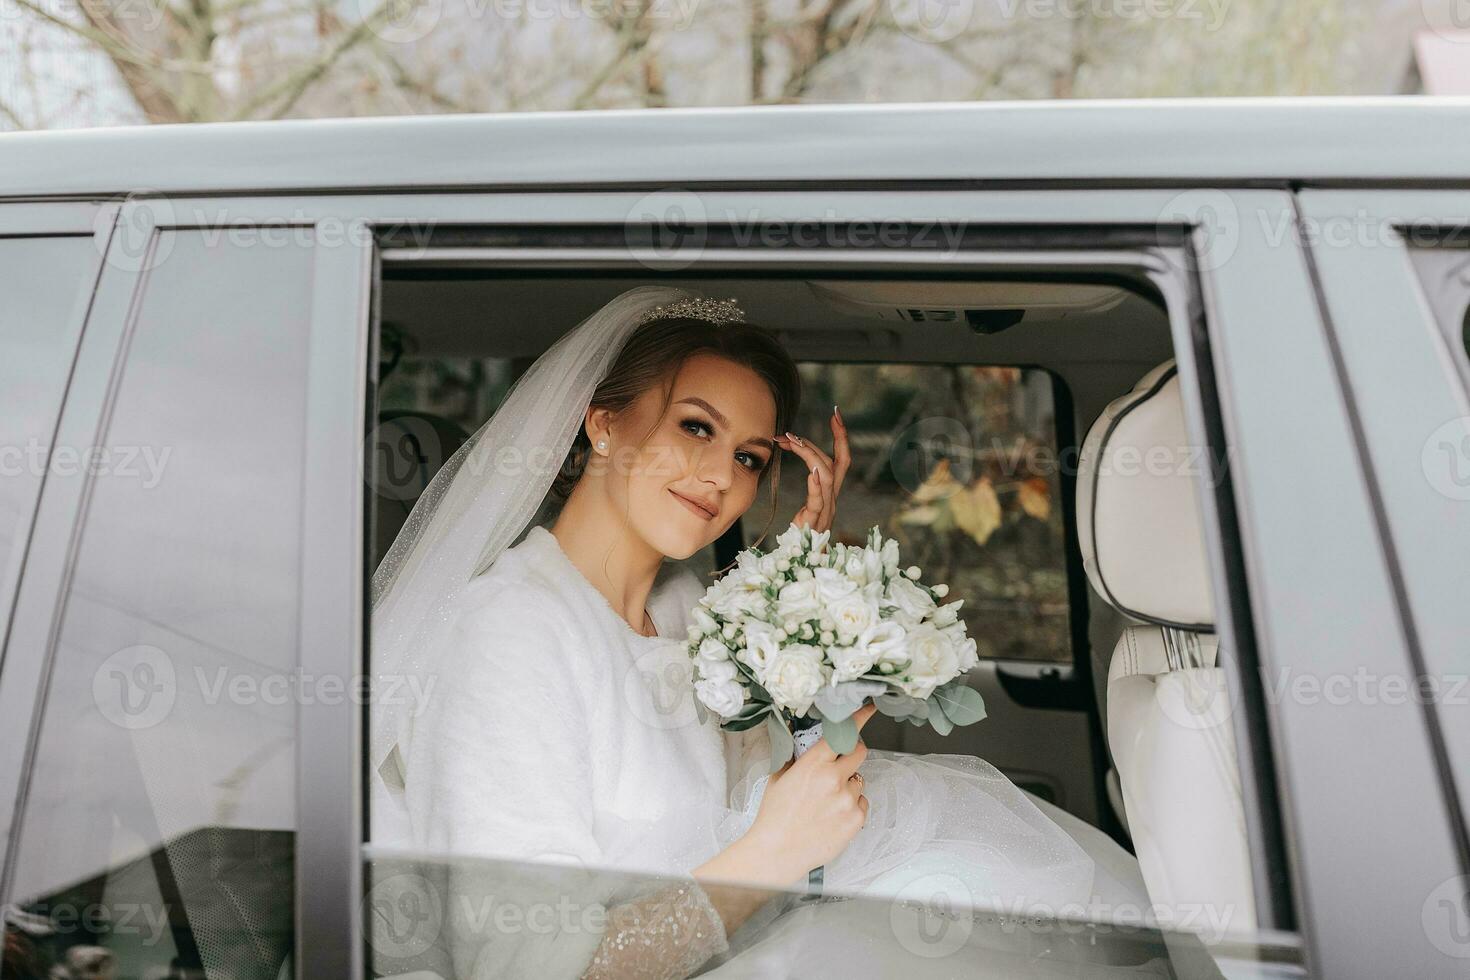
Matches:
[1077,360,1256,937]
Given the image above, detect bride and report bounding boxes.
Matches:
[367,286,1145,980]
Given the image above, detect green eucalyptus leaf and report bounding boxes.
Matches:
[821,715,859,755]
[724,705,770,732]
[813,680,887,722]
[928,705,954,736]
[766,713,794,773]
[872,692,918,719]
[933,683,987,727]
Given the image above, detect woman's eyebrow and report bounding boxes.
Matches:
[675,396,777,454]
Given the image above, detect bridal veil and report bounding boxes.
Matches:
[368,284,701,845]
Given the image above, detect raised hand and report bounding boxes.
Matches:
[775,405,851,534]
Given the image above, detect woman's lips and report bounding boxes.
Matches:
[669,488,716,521]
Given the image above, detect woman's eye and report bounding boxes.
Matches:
[684,419,763,472]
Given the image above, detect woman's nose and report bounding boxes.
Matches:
[695,448,734,491]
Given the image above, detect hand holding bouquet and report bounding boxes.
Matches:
[687,523,987,772]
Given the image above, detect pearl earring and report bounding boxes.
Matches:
[596,439,607,451]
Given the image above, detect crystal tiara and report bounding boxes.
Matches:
[636,296,746,326]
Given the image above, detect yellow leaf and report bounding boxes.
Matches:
[898,503,943,526]
[1018,477,1051,521]
[951,477,1002,546]
[912,457,962,503]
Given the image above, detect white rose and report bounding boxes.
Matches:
[711,584,766,620]
[899,625,961,700]
[696,636,731,666]
[953,635,979,673]
[776,523,806,552]
[763,644,827,715]
[828,593,879,644]
[692,606,719,634]
[695,677,746,718]
[811,566,857,604]
[739,620,781,676]
[698,657,738,684]
[940,622,979,672]
[861,619,909,667]
[887,576,936,623]
[843,552,869,586]
[775,577,822,622]
[828,644,878,682]
[932,599,963,627]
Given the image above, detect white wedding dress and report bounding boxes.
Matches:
[373,524,1149,980]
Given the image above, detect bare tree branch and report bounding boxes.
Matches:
[231,0,404,119]
[0,95,29,130]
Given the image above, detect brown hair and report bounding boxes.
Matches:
[549,315,801,551]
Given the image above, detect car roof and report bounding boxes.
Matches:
[4,96,1470,199]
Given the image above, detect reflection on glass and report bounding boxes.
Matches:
[6,231,313,980]
[0,235,97,655]
[364,849,1302,980]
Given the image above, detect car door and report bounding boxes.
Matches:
[1296,188,1470,971]
[0,198,369,980]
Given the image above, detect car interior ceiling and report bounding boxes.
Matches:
[373,272,1180,837]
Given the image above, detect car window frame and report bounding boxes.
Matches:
[0,201,373,980]
[6,185,1373,976]
[0,205,112,673]
[0,201,122,881]
[1298,189,1470,891]
[363,203,1296,955]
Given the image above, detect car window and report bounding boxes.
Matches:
[373,356,1071,665]
[1409,242,1470,387]
[0,235,97,667]
[5,231,313,980]
[772,363,1070,664]
[363,849,1302,979]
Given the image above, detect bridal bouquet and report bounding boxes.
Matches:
[687,523,986,772]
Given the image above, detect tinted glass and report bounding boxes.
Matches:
[364,850,1302,979]
[776,364,1069,664]
[0,235,96,660]
[7,230,314,980]
[373,356,1070,664]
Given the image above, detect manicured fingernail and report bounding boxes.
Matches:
[787,431,803,445]
[833,404,842,421]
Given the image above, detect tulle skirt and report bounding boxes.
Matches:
[724,749,1100,916]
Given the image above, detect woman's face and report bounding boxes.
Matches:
[592,353,779,561]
